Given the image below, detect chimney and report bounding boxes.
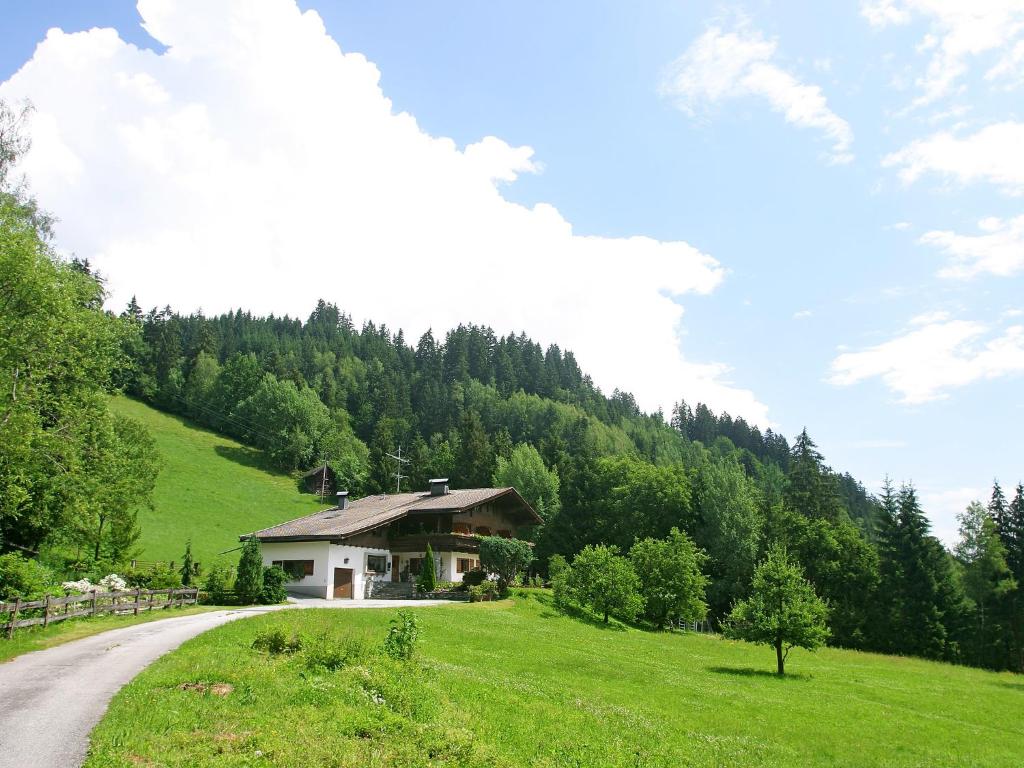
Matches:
[337,491,349,510]
[428,478,449,497]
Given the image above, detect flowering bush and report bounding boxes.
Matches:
[62,578,94,594]
[99,573,128,592]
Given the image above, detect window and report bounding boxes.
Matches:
[452,521,472,534]
[408,558,422,575]
[497,529,512,539]
[366,554,387,573]
[475,525,491,536]
[456,558,474,573]
[271,560,314,580]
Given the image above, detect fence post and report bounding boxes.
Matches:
[148,590,155,612]
[91,589,98,617]
[134,588,141,616]
[7,598,21,639]
[43,594,52,628]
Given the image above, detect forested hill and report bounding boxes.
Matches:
[119,298,874,521]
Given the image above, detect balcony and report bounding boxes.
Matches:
[388,532,481,553]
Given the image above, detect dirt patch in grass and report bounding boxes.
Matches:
[178,681,233,696]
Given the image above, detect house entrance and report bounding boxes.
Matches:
[333,567,353,599]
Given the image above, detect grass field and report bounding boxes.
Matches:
[109,397,324,566]
[85,591,1024,767]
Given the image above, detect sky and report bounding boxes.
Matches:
[2,0,1023,544]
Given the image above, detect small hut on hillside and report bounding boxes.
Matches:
[302,464,337,497]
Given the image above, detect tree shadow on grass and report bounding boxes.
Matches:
[530,591,627,632]
[213,444,282,475]
[708,666,810,681]
[995,680,1024,693]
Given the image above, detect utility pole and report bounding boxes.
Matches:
[318,454,328,502]
[385,445,410,494]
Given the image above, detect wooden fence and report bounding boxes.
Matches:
[1,587,200,639]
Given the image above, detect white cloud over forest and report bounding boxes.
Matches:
[0,0,772,425]
[830,316,1024,403]
[660,21,853,163]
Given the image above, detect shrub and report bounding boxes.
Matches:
[461,568,487,587]
[252,627,303,655]
[260,565,288,604]
[0,553,60,601]
[146,562,183,590]
[202,559,234,604]
[304,632,372,671]
[383,609,420,661]
[569,544,644,624]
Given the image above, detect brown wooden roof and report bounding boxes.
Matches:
[244,487,541,542]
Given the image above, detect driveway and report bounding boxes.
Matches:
[0,599,451,768]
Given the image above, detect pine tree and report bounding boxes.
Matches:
[235,537,264,604]
[180,540,194,587]
[989,481,1008,537]
[417,543,437,594]
[785,429,842,522]
[1007,484,1024,581]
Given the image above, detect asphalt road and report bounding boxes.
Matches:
[0,599,447,768]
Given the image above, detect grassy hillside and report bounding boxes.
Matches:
[86,593,1024,767]
[110,397,324,566]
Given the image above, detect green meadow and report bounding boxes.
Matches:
[85,593,1024,767]
[108,397,324,566]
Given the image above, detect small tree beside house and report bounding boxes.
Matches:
[726,543,829,675]
[417,543,438,594]
[479,536,534,596]
[629,527,709,629]
[236,537,264,604]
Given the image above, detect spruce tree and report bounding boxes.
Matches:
[235,537,264,604]
[417,543,437,594]
[180,540,194,587]
[989,481,1008,538]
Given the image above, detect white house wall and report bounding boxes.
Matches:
[260,541,331,598]
[327,543,391,599]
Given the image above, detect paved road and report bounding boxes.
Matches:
[0,599,448,768]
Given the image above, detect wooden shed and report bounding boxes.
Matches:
[303,464,337,496]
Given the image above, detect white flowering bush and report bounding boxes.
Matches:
[62,578,93,594]
[99,573,128,592]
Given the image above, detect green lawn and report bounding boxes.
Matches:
[0,604,221,664]
[109,397,324,566]
[85,592,1024,767]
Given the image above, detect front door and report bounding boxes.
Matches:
[333,567,353,599]
[391,555,400,583]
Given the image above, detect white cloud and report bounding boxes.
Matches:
[829,317,1024,403]
[0,0,772,426]
[886,221,912,231]
[883,121,1024,194]
[920,214,1024,279]
[920,485,986,546]
[793,309,813,320]
[909,309,950,325]
[660,21,853,163]
[861,1,1024,106]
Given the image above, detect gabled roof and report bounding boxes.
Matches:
[244,487,541,542]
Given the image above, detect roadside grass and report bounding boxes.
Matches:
[108,396,323,565]
[86,592,1024,767]
[0,604,222,664]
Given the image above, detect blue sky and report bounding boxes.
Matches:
[2,1,1022,542]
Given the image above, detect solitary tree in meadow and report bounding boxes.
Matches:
[726,543,829,675]
[569,544,644,624]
